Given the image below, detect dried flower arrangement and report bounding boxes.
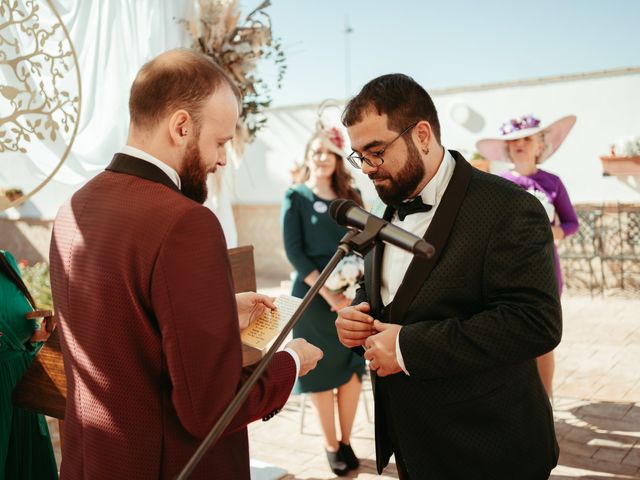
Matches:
[185,0,285,153]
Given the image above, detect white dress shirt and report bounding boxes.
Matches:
[120,145,182,189]
[118,145,301,376]
[380,149,456,375]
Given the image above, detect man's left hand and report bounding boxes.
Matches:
[364,320,402,377]
[236,292,276,330]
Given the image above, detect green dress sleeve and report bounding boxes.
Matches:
[281,188,317,279]
[0,251,40,353]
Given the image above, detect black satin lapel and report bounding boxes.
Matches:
[106,153,181,193]
[390,151,472,323]
[364,250,375,307]
[364,204,393,317]
[369,244,384,315]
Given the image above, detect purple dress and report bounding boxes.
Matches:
[500,169,579,295]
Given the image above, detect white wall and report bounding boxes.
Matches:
[233,69,640,205]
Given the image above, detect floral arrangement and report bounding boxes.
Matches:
[610,136,640,157]
[325,255,364,299]
[185,0,286,153]
[499,115,540,135]
[327,127,345,150]
[18,260,54,311]
[526,188,555,222]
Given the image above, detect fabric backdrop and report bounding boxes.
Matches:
[1,0,237,246]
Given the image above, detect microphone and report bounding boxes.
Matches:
[330,199,435,258]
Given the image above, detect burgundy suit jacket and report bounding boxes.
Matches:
[49,153,296,479]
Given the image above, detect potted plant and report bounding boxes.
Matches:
[600,136,640,176]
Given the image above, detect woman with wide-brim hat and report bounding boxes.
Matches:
[477,114,579,400]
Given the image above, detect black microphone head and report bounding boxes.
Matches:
[414,239,436,259]
[329,199,357,226]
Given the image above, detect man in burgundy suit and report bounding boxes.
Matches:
[49,49,322,479]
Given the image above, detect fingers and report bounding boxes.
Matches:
[249,293,276,310]
[363,347,374,361]
[285,339,324,377]
[337,307,374,326]
[335,306,376,347]
[236,292,276,310]
[299,344,323,377]
[363,332,378,350]
[353,302,370,313]
[372,319,389,332]
[336,320,373,348]
[256,295,277,310]
[365,353,390,377]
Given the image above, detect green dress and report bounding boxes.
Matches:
[0,251,58,479]
[281,185,365,393]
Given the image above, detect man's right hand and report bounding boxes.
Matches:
[335,302,375,348]
[285,338,323,377]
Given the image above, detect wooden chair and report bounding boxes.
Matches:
[12,246,258,439]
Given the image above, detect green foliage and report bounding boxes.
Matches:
[19,262,54,310]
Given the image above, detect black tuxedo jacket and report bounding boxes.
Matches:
[354,151,561,479]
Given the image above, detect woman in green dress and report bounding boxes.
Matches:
[281,127,366,476]
[0,250,58,479]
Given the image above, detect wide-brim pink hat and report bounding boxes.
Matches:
[476,115,576,163]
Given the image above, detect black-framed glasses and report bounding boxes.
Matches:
[346,122,418,169]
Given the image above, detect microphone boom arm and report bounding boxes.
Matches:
[176,230,361,479]
[340,213,388,257]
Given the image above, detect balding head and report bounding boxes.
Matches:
[128,49,240,132]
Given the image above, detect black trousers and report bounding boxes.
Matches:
[394,449,411,480]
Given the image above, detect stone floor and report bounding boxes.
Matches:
[47,294,640,479]
[246,294,640,479]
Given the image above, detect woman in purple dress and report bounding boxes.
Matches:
[477,114,579,399]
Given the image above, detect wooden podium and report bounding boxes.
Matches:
[12,245,259,420]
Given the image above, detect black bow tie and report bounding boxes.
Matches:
[389,196,433,221]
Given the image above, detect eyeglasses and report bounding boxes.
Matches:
[347,122,418,169]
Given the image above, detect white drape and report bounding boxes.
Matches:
[3,0,238,246]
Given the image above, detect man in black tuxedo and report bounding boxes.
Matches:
[335,74,561,480]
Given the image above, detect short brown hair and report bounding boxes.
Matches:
[128,49,240,130]
[342,73,441,143]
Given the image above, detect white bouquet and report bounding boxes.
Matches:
[527,188,555,222]
[324,255,364,299]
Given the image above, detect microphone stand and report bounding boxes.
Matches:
[176,215,391,479]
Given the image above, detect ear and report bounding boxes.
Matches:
[414,120,433,152]
[168,109,191,147]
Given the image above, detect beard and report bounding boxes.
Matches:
[370,139,425,205]
[179,136,210,204]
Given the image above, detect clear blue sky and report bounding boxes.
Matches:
[253,0,640,106]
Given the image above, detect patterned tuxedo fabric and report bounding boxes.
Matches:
[354,151,561,480]
[50,154,296,479]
